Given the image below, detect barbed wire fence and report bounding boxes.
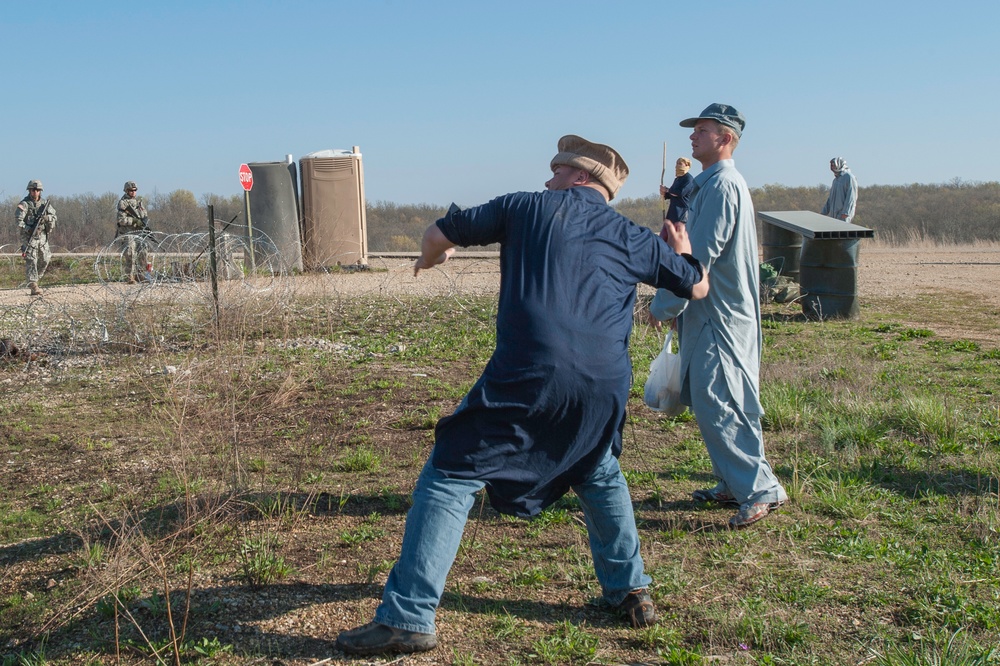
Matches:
[0,228,294,372]
[0,228,514,381]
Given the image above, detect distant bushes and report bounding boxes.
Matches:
[616,180,1000,246]
[365,201,447,252]
[3,181,996,252]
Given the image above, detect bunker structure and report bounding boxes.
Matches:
[758,210,874,320]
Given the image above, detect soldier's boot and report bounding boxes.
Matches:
[28,282,43,296]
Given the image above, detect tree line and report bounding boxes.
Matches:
[3,181,997,252]
[367,180,1000,250]
[614,179,1000,246]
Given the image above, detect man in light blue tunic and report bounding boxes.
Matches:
[649,103,787,528]
[821,157,858,223]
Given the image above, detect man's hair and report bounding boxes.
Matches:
[718,122,740,150]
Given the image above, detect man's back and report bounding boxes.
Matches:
[433,184,701,515]
[439,186,696,378]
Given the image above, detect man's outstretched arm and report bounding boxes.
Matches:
[414,223,457,276]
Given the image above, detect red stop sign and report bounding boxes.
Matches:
[239,163,254,192]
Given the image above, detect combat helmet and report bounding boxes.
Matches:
[26,180,43,191]
[123,181,138,192]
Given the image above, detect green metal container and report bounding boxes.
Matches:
[761,223,801,281]
[799,238,860,319]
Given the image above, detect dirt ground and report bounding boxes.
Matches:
[335,244,1000,314]
[853,244,1000,344]
[3,243,999,311]
[856,244,1000,303]
[2,242,999,665]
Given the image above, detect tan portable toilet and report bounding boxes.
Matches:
[299,147,368,269]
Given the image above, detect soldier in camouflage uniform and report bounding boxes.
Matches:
[116,181,151,283]
[15,179,57,296]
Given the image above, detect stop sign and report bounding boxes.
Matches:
[239,163,253,192]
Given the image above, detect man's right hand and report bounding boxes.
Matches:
[413,247,455,276]
[646,313,677,332]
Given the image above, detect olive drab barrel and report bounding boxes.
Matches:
[761,223,802,281]
[245,160,304,272]
[799,237,861,319]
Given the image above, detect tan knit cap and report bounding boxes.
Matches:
[550,135,629,200]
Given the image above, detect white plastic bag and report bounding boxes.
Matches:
[643,330,685,416]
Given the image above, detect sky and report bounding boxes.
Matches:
[3,0,999,206]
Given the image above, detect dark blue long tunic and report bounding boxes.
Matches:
[431,186,701,516]
[665,172,696,223]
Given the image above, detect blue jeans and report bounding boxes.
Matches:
[373,447,651,634]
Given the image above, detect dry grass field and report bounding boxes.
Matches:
[1,241,998,666]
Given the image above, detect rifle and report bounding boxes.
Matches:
[123,203,150,232]
[116,203,152,241]
[21,201,50,258]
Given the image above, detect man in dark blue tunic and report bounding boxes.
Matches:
[660,156,696,233]
[337,135,709,656]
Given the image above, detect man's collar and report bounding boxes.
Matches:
[573,184,610,203]
[694,159,734,186]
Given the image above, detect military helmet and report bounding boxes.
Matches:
[124,181,138,192]
[26,179,43,191]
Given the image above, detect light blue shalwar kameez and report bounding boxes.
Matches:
[650,159,787,507]
[821,167,858,223]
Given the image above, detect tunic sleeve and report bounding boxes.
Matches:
[436,196,510,247]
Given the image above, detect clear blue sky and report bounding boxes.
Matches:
[4,0,998,206]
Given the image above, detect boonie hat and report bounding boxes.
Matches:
[679,103,746,138]
[550,135,629,200]
[26,179,43,191]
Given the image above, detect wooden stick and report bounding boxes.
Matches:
[661,141,667,220]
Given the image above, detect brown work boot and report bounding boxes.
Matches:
[617,588,657,627]
[126,275,137,284]
[28,282,43,296]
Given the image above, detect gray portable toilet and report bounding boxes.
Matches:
[299,148,368,269]
[246,159,303,272]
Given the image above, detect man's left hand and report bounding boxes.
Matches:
[661,220,693,256]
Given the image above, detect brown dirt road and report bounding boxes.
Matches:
[2,243,998,342]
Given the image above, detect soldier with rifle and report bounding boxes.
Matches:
[115,180,151,283]
[15,179,57,297]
